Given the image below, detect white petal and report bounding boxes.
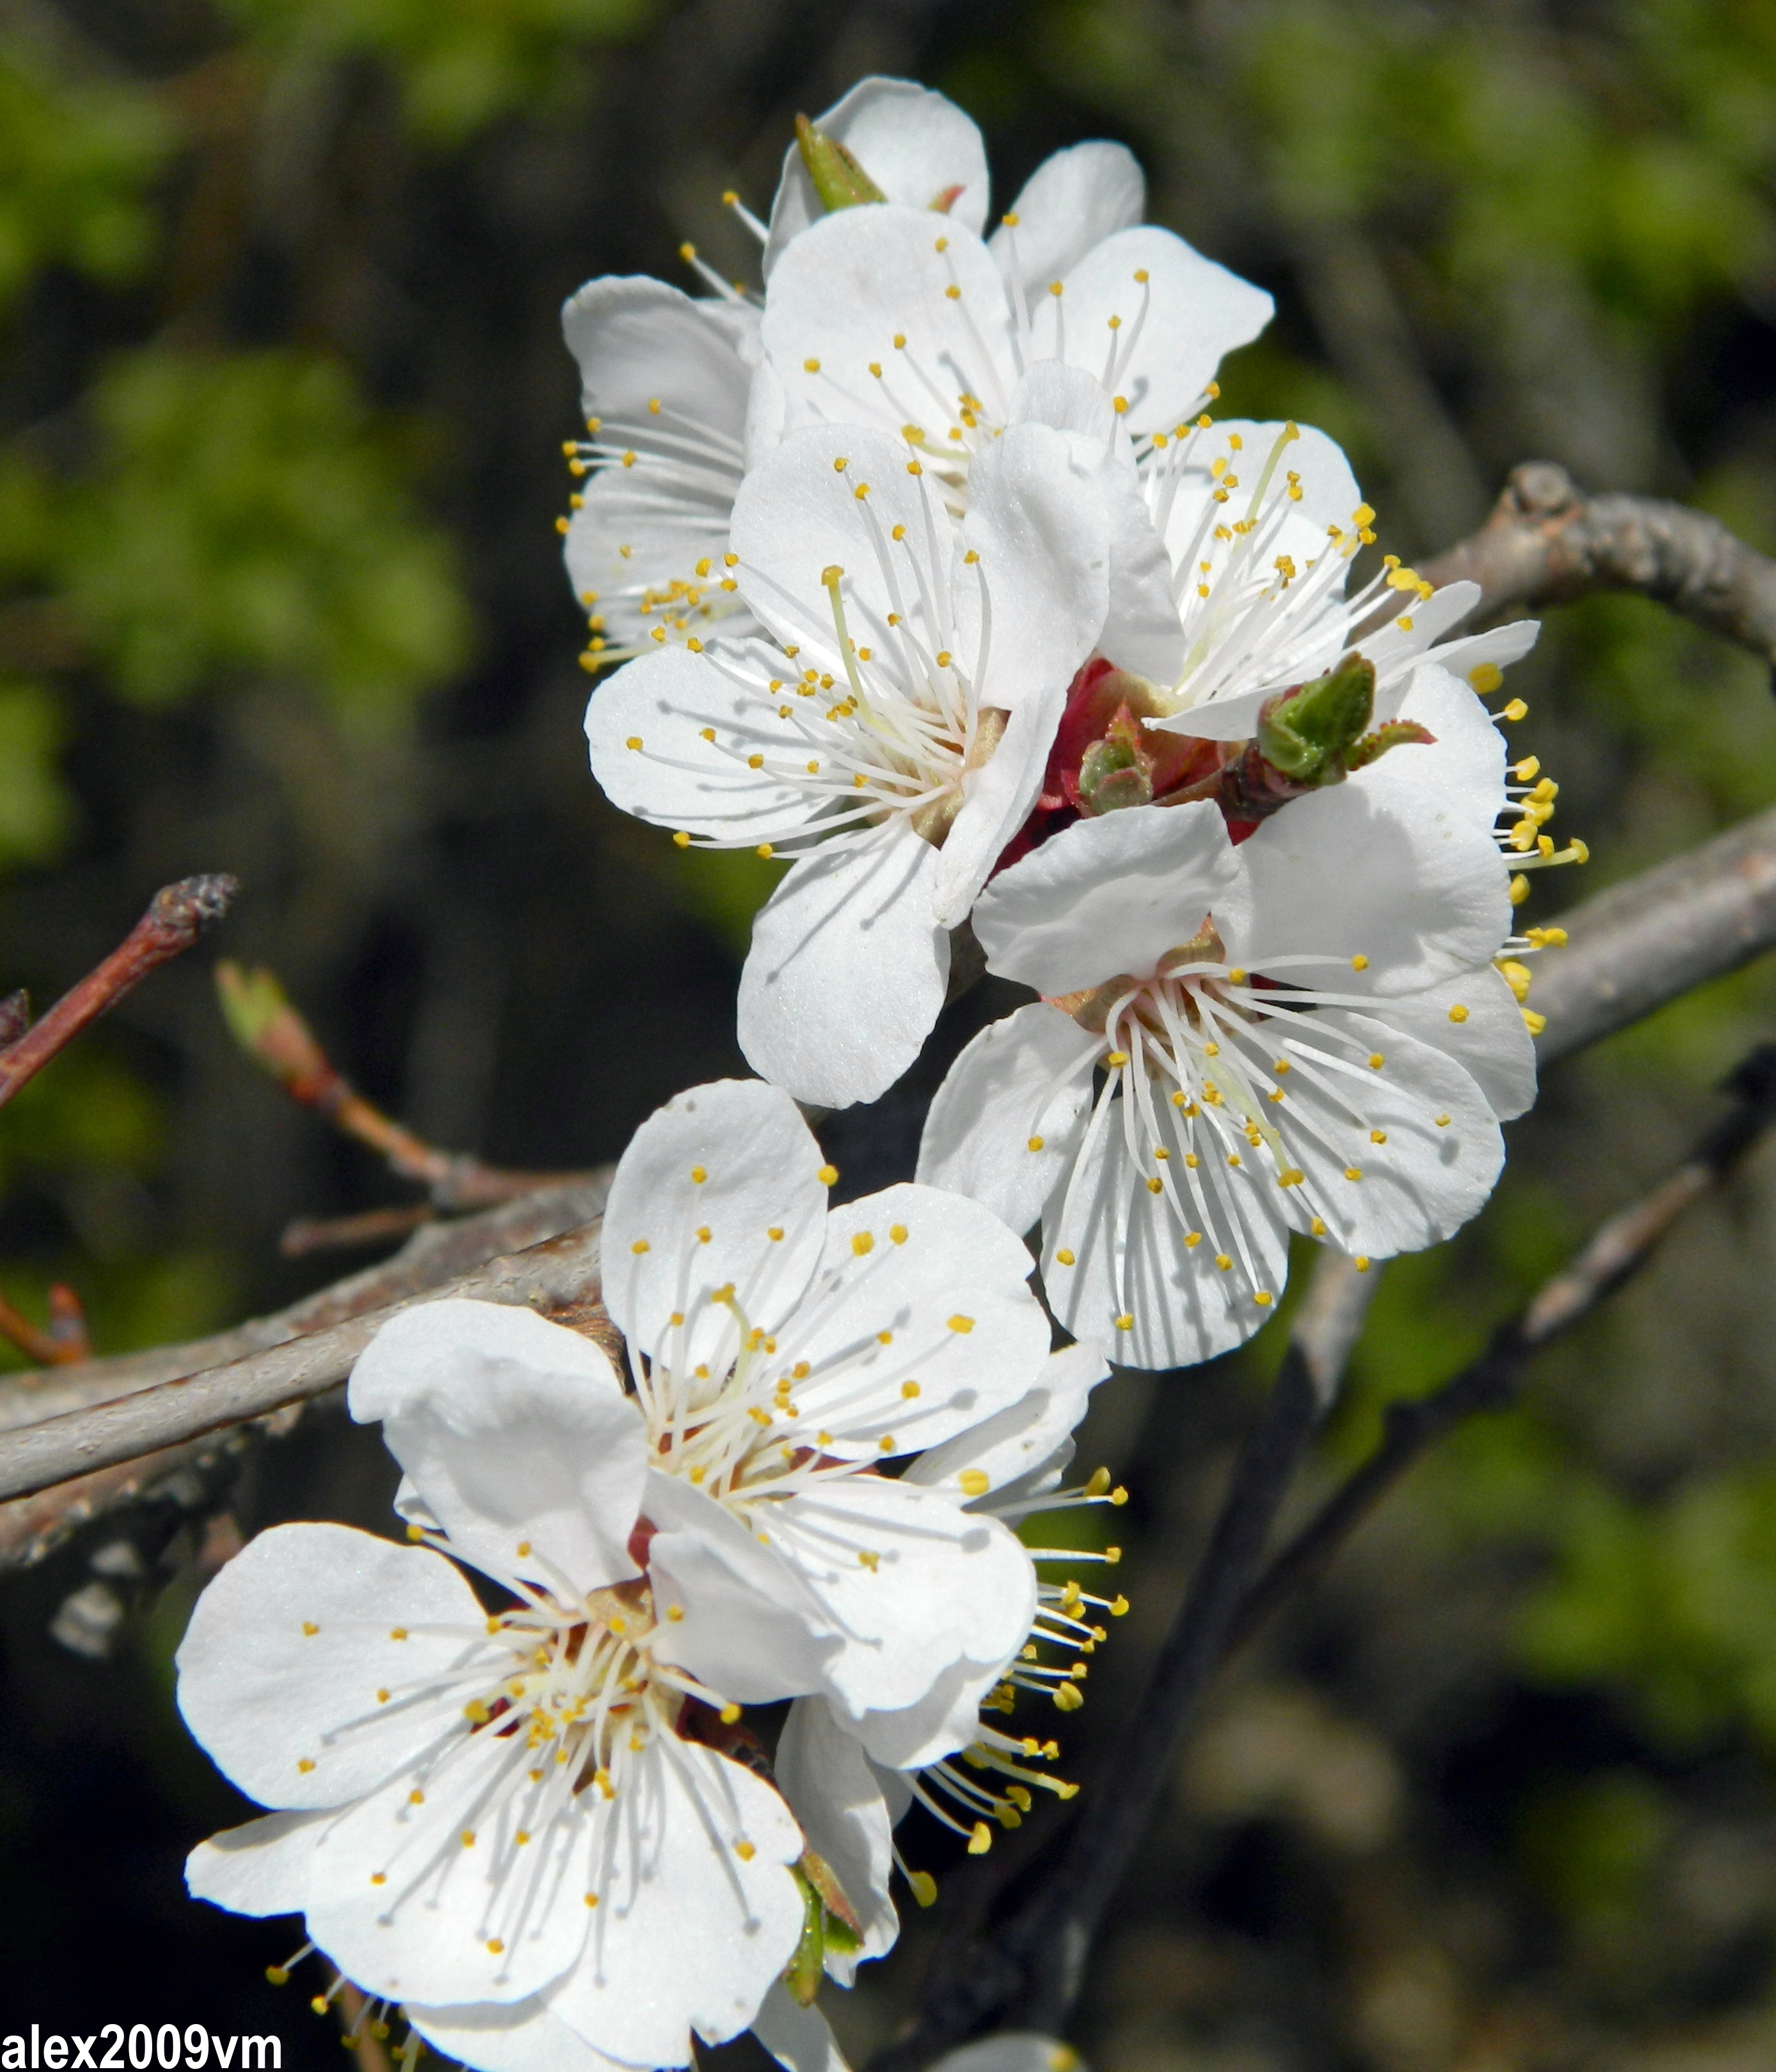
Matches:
[187,1810,327,1918]
[1096,453,1187,687]
[990,142,1145,306]
[1356,579,1481,684]
[544,1741,804,2063]
[932,686,1069,932]
[1239,741,1511,1000]
[585,647,813,844]
[931,2036,1087,2072]
[767,1478,1035,1722]
[644,1469,841,1706]
[755,1986,852,2072]
[1042,1091,1291,1370]
[846,1652,997,1772]
[1429,615,1541,683]
[773,1698,898,1982]
[1371,660,1510,826]
[760,208,1019,438]
[953,419,1110,718]
[730,423,951,670]
[602,1078,829,1375]
[563,278,753,439]
[1157,418,1360,603]
[409,1999,641,2072]
[1037,228,1271,431]
[560,279,753,648]
[1268,1010,1504,1256]
[906,1341,1109,1501]
[176,1521,489,1810]
[738,822,948,1110]
[303,1725,597,2005]
[916,1003,1102,1239]
[778,1180,1052,1459]
[349,1301,646,1596]
[973,799,1248,996]
[765,79,989,276]
[1355,964,1537,1122]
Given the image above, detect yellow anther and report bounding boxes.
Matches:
[817,1163,838,1185]
[1448,1003,1469,1023]
[1214,1254,1232,1271]
[948,1314,975,1333]
[1054,1248,1076,1266]
[1028,1134,1045,1151]
[851,1230,874,1257]
[1351,954,1369,971]
[959,1469,991,1497]
[1115,1314,1134,1331]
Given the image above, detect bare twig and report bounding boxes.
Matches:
[280,1204,437,1257]
[217,961,578,1213]
[0,990,29,1049]
[0,1175,612,1567]
[0,875,238,1109]
[1530,803,1776,1063]
[0,1216,615,1505]
[1229,1041,1776,1652]
[0,1285,90,1371]
[1422,460,1776,678]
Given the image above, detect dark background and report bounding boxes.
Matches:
[2,2,1775,2066]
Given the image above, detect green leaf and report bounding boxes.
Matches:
[61,347,473,732]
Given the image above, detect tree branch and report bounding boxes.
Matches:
[216,961,578,1215]
[1529,803,1776,1064]
[1421,460,1776,678]
[0,875,238,1108]
[1228,1040,1776,1654]
[0,1175,611,1566]
[0,1216,613,1506]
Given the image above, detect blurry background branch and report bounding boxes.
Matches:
[1425,462,1776,679]
[216,959,588,1236]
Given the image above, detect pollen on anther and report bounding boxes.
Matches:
[1114,1314,1134,1331]
[1055,1248,1076,1266]
[818,1163,839,1186]
[1028,1134,1045,1151]
[297,1757,315,1773]
[890,1223,908,1243]
[1214,1254,1233,1272]
[1351,954,1369,971]
[302,1621,318,1636]
[948,1314,975,1333]
[852,1230,875,1257]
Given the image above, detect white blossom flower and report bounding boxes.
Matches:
[1089,398,1547,750]
[560,279,760,657]
[585,425,1109,1106]
[769,1339,1121,2003]
[917,763,1537,1369]
[177,1076,1071,2070]
[178,1459,806,2071]
[747,201,1271,522]
[557,74,1167,672]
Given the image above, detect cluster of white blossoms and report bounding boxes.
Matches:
[178,1081,1120,2072]
[178,73,1577,2072]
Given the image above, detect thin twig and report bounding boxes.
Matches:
[280,1204,438,1257]
[217,961,576,1212]
[0,876,238,1110]
[1528,803,1776,1064]
[0,1217,615,1505]
[0,1175,612,1567]
[1421,460,1776,678]
[0,991,29,1049]
[1228,1041,1776,1653]
[0,1285,90,1372]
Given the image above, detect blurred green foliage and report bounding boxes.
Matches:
[58,348,471,728]
[220,0,654,140]
[0,49,173,315]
